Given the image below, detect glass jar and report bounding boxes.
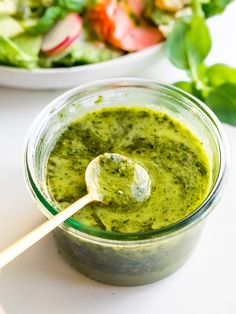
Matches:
[24,78,229,286]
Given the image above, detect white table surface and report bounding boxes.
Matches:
[1,3,236,314]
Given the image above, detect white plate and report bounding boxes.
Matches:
[0,44,164,90]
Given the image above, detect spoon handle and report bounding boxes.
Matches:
[0,193,94,269]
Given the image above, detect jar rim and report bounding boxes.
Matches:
[24,78,229,242]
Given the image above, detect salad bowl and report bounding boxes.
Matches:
[0,0,175,89]
[0,44,163,89]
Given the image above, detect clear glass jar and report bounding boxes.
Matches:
[24,78,229,286]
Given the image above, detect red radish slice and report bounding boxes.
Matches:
[41,13,82,56]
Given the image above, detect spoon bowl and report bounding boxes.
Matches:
[86,153,152,204]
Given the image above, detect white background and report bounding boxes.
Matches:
[1,2,236,314]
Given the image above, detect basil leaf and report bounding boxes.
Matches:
[166,16,211,70]
[185,16,211,70]
[206,83,236,125]
[202,0,232,17]
[174,81,205,101]
[206,63,236,87]
[175,81,193,94]
[166,18,189,69]
[26,6,63,35]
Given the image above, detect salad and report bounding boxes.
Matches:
[0,0,193,69]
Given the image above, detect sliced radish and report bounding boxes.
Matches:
[41,13,82,56]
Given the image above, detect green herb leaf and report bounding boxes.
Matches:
[175,81,194,94]
[166,0,236,126]
[206,63,236,87]
[185,16,211,70]
[191,0,206,16]
[202,0,232,17]
[206,83,236,125]
[174,81,205,101]
[25,0,88,35]
[53,0,84,12]
[166,18,189,69]
[166,16,211,70]
[26,6,63,35]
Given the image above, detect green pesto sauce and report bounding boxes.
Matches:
[96,153,151,205]
[46,107,210,233]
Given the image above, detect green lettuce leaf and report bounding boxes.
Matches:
[0,0,17,15]
[39,42,123,67]
[144,0,174,26]
[0,35,38,68]
[16,0,46,19]
[0,16,23,37]
[12,33,42,56]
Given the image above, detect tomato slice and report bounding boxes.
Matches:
[87,0,115,39]
[87,0,164,52]
[115,25,164,52]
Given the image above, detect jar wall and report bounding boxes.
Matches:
[53,221,204,286]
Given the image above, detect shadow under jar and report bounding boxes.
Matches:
[24,78,229,286]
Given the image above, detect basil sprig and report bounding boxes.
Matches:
[166,0,236,125]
